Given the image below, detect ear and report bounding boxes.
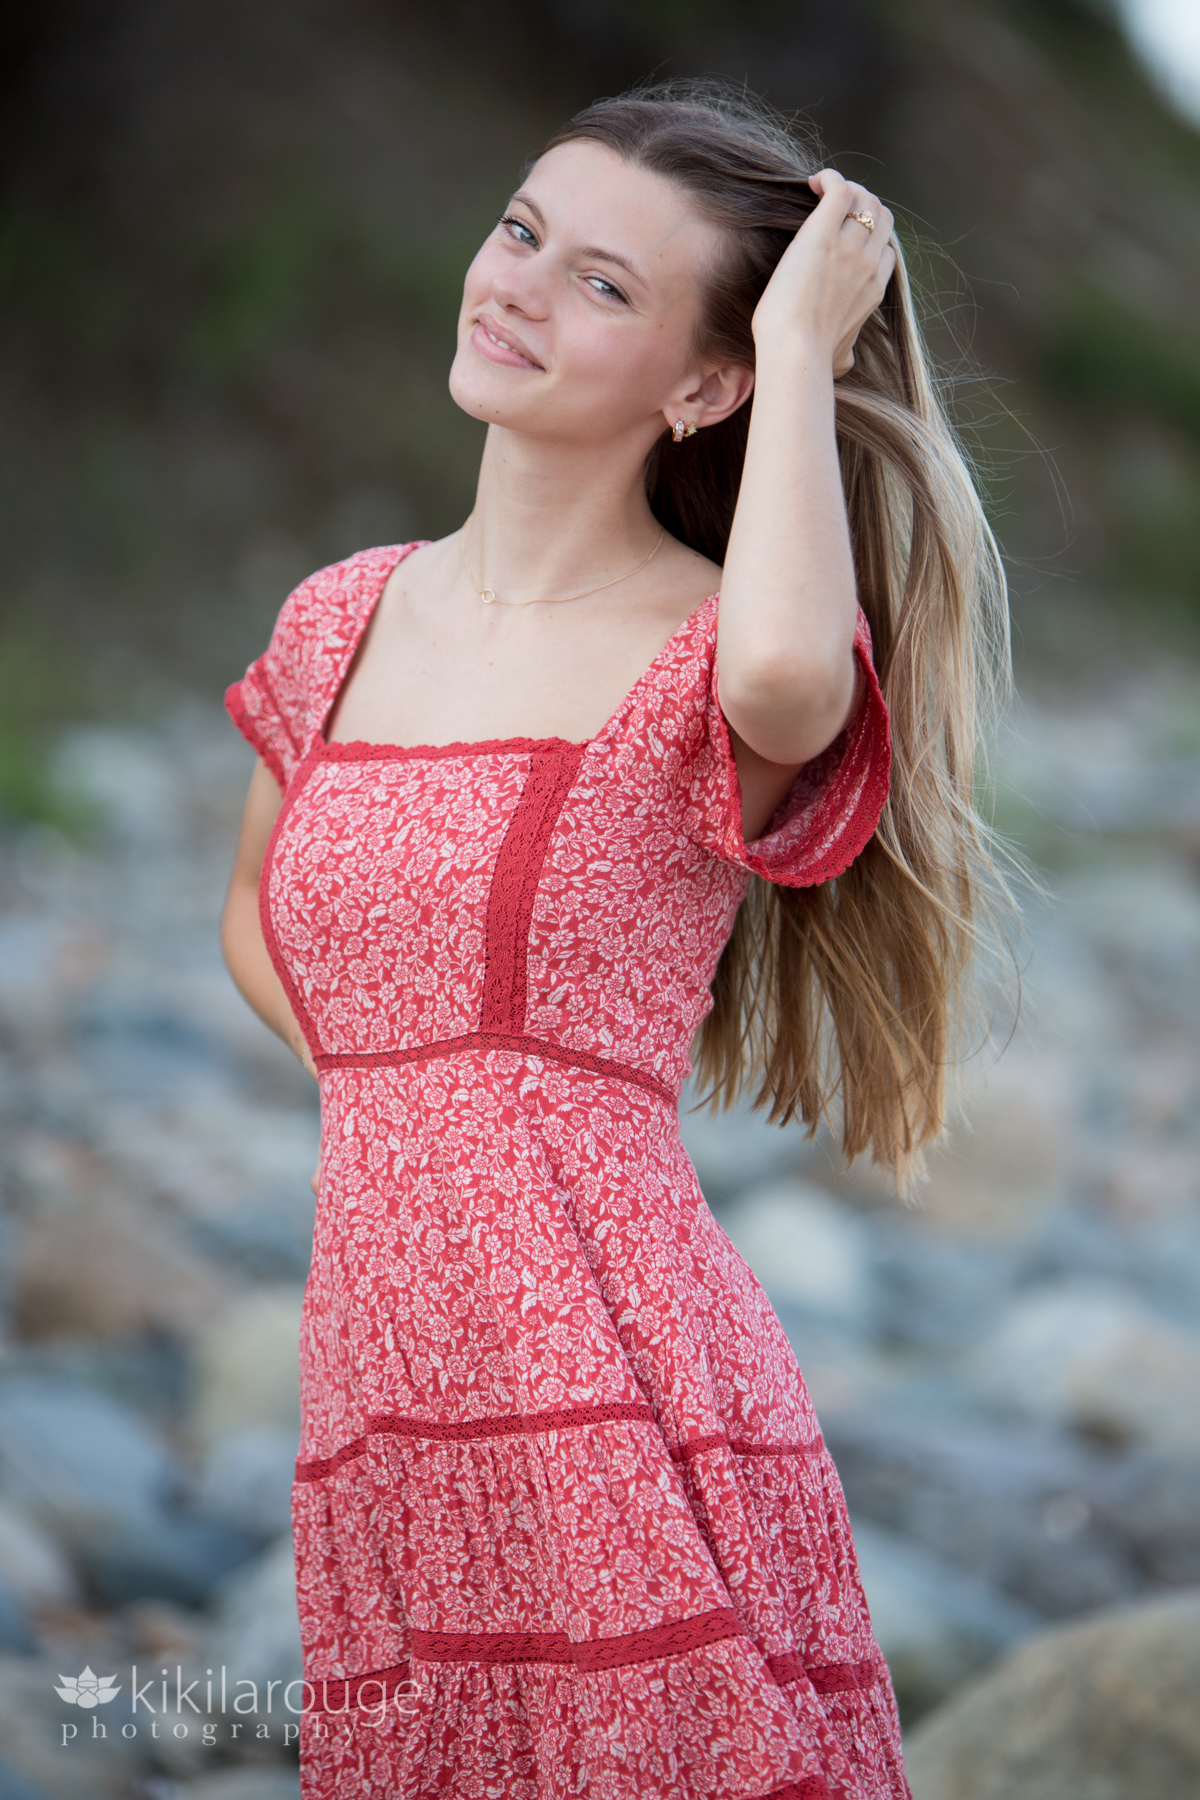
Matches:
[661,361,755,437]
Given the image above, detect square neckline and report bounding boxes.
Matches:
[317,540,719,762]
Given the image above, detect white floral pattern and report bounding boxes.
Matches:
[227,546,906,1800]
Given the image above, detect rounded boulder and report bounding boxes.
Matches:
[905,1588,1200,1799]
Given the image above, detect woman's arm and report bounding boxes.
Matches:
[221,758,316,1079]
[716,170,896,774]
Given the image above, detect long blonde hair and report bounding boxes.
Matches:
[543,82,1013,1180]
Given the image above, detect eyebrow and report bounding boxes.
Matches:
[509,191,650,290]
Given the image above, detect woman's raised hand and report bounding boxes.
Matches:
[751,170,896,377]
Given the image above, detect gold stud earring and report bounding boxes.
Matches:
[672,419,697,443]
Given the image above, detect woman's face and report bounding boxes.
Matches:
[449,139,727,446]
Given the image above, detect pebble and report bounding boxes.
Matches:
[968,1283,1200,1450]
[0,1651,142,1799]
[189,1290,305,1448]
[174,1773,301,1800]
[0,1499,80,1611]
[720,1177,872,1323]
[201,1535,305,1722]
[196,1429,299,1542]
[0,1375,255,1607]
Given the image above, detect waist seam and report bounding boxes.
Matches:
[313,1030,677,1105]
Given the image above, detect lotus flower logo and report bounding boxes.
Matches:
[54,1666,121,1707]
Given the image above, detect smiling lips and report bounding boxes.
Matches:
[471,316,543,370]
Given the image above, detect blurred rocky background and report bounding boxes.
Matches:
[0,2,1198,1797]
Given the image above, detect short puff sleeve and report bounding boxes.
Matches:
[224,545,417,788]
[683,608,890,888]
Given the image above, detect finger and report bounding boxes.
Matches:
[807,168,853,212]
[841,199,894,250]
[807,168,850,197]
[832,182,884,221]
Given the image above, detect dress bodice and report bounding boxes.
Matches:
[227,543,890,1101]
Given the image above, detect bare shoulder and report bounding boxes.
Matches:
[641,536,722,636]
[381,534,460,615]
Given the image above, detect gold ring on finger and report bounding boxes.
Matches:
[849,209,875,232]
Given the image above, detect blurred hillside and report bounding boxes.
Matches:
[1,0,1199,776]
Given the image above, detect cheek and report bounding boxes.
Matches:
[559,315,677,404]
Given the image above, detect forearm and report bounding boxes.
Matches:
[221,882,316,1077]
[717,339,859,765]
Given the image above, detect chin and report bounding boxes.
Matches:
[448,360,551,434]
[448,346,516,424]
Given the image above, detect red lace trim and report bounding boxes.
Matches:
[409,1605,742,1671]
[481,746,586,1032]
[320,732,587,762]
[314,1030,676,1104]
[806,1656,882,1696]
[298,1411,827,1483]
[308,1662,412,1713]
[768,1651,881,1693]
[673,1434,826,1464]
[295,1400,656,1483]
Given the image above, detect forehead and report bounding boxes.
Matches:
[520,140,720,285]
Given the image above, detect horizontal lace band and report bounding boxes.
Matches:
[313,1030,676,1104]
[306,1664,413,1713]
[805,1656,883,1695]
[295,1400,656,1483]
[297,1405,827,1485]
[409,1605,742,1671]
[767,1650,882,1692]
[673,1433,825,1464]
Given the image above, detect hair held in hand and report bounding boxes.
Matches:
[544,80,1014,1180]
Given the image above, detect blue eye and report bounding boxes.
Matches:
[500,214,537,247]
[586,276,623,300]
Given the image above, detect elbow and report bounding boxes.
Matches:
[719,646,860,766]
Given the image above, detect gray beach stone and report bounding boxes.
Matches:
[721,1178,871,1325]
[904,1588,1200,1799]
[851,1519,1035,1722]
[189,1290,304,1449]
[968,1282,1200,1451]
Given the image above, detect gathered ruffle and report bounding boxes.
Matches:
[291,1417,907,1800]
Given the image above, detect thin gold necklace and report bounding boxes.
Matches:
[461,518,665,607]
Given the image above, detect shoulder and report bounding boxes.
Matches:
[599,592,719,778]
[226,542,425,784]
[270,543,424,665]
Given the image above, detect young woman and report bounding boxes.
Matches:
[223,81,1007,1800]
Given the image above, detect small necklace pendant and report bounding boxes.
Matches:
[481,589,496,605]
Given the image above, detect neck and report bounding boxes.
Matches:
[466,423,662,602]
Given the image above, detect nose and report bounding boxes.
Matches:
[489,250,549,319]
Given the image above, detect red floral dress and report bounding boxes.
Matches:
[226,542,908,1800]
